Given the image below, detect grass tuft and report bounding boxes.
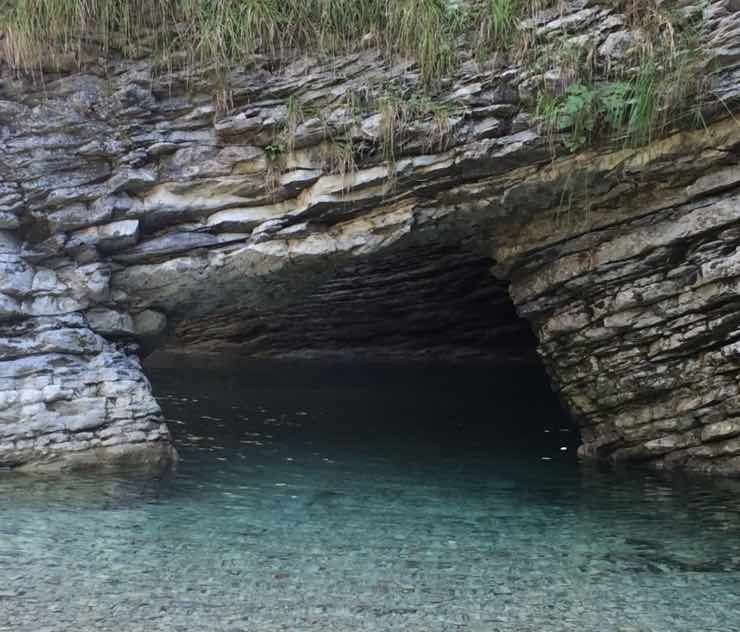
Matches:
[0,1,711,154]
[535,0,708,151]
[0,0,468,84]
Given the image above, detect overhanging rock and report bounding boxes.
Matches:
[2,1,740,474]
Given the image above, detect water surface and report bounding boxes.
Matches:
[1,363,739,631]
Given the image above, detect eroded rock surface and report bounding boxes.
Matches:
[1,0,740,473]
[0,231,173,470]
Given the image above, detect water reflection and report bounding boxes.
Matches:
[1,362,739,631]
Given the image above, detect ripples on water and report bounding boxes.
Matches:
[1,362,740,631]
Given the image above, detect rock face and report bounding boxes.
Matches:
[167,244,539,362]
[2,1,740,474]
[495,124,740,476]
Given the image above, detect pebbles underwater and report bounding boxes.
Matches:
[1,364,740,631]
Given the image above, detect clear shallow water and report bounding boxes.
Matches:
[2,362,740,632]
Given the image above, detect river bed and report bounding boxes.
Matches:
[1,362,739,631]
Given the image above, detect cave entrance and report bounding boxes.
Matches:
[144,242,576,460]
[150,359,579,471]
[146,244,541,365]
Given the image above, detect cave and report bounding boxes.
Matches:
[132,233,581,473]
[139,238,573,448]
[147,243,541,365]
[2,0,740,478]
[5,2,740,629]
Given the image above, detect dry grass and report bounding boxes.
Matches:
[1,0,568,81]
[1,0,465,82]
[0,1,708,153]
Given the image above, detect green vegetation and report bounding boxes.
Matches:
[485,0,520,44]
[378,91,462,168]
[535,2,707,151]
[264,141,285,162]
[0,0,450,80]
[267,87,463,191]
[263,140,286,197]
[0,0,709,156]
[0,1,559,81]
[320,135,357,182]
[472,0,554,54]
[536,76,664,151]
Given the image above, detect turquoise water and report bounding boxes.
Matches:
[2,363,740,632]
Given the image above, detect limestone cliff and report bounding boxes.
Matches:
[2,0,740,474]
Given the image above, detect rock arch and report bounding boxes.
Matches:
[2,1,740,475]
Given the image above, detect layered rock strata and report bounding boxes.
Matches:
[167,244,539,362]
[1,0,740,473]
